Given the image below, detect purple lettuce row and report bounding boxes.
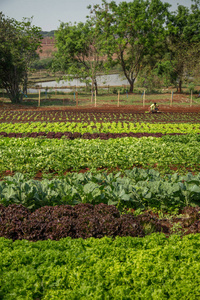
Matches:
[0,131,184,139]
[0,203,200,241]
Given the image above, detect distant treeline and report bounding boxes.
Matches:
[40,30,55,37]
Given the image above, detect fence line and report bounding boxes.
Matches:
[0,87,198,108]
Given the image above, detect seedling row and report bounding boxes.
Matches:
[0,110,200,123]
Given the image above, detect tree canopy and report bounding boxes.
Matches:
[1,0,200,101]
[88,0,171,92]
[0,12,42,103]
[53,20,105,95]
[159,0,200,92]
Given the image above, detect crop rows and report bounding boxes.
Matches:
[0,110,200,123]
[0,131,189,139]
[0,121,200,135]
[1,109,200,298]
[0,135,200,179]
[1,203,200,241]
[1,170,200,212]
[1,234,200,299]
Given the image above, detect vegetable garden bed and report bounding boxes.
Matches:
[0,109,200,123]
[1,233,200,299]
[0,104,200,299]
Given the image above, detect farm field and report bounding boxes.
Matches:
[1,234,200,299]
[1,104,200,299]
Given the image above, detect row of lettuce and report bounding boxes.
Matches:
[1,234,200,299]
[0,121,200,134]
[1,202,196,241]
[0,134,199,178]
[2,201,200,241]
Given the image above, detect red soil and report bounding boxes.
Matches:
[1,103,200,113]
[1,92,200,113]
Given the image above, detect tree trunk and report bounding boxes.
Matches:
[129,81,134,93]
[128,77,135,93]
[23,72,28,95]
[177,79,182,93]
[94,78,98,95]
[6,88,21,103]
[5,74,21,104]
[91,77,98,95]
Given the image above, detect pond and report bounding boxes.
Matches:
[28,74,129,93]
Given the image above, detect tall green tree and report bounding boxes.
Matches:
[161,0,200,92]
[90,0,170,92]
[0,12,42,103]
[53,20,105,95]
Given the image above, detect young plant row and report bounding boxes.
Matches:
[1,233,200,299]
[1,110,200,123]
[1,170,200,212]
[0,121,200,134]
[0,131,187,139]
[0,135,199,178]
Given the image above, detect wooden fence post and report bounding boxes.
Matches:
[38,89,41,107]
[95,90,97,107]
[143,90,145,107]
[170,91,173,107]
[190,90,193,107]
[76,92,78,107]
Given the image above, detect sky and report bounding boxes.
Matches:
[0,0,193,31]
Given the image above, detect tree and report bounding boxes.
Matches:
[0,12,42,103]
[90,0,170,92]
[19,17,42,95]
[53,20,105,95]
[163,1,200,92]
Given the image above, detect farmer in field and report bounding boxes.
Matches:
[150,102,159,113]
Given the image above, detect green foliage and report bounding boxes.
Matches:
[1,234,200,299]
[112,87,128,94]
[1,169,200,212]
[0,121,200,134]
[40,30,55,37]
[0,134,199,179]
[163,2,200,92]
[91,0,170,92]
[31,57,54,70]
[0,12,42,103]
[53,20,105,93]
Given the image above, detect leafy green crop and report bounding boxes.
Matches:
[0,170,200,212]
[0,121,200,134]
[0,136,199,178]
[1,234,200,299]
